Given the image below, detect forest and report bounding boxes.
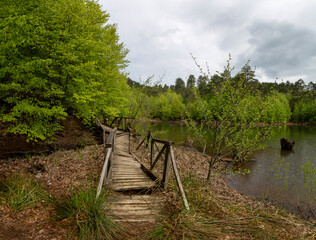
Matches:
[127,72,316,123]
[1,0,316,142]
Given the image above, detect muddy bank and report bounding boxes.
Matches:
[0,116,101,159]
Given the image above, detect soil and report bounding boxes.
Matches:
[0,115,101,159]
[0,144,105,240]
[0,120,315,239]
[0,117,104,240]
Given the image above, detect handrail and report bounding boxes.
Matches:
[102,113,135,131]
[137,131,190,211]
[96,115,117,199]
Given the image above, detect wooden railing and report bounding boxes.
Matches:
[102,113,134,132]
[136,131,190,211]
[95,116,117,199]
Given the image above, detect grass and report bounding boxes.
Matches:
[54,183,124,240]
[144,174,316,240]
[0,174,47,211]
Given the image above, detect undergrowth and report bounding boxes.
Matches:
[54,183,124,240]
[0,174,46,211]
[144,174,316,239]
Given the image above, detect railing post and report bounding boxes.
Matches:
[150,139,154,167]
[103,129,106,147]
[145,131,151,148]
[169,146,190,211]
[162,145,171,189]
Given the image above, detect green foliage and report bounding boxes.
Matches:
[261,92,292,123]
[301,158,316,200]
[150,90,185,120]
[0,174,46,211]
[55,183,123,240]
[292,100,316,123]
[0,0,129,141]
[188,56,271,180]
[126,76,154,118]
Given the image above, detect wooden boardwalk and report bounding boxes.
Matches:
[107,131,165,223]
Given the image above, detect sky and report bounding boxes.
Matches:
[99,0,316,86]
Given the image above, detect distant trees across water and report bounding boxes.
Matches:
[127,71,316,124]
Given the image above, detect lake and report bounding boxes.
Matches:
[134,121,316,218]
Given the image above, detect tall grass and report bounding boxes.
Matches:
[54,183,123,240]
[0,174,46,211]
[144,174,314,239]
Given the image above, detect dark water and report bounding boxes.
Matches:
[134,121,316,217]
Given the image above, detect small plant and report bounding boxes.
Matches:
[0,174,46,211]
[54,183,123,240]
[300,158,316,216]
[262,156,290,201]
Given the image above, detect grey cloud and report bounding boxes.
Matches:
[242,20,316,79]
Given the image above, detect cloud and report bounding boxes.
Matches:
[240,20,316,81]
[101,0,316,84]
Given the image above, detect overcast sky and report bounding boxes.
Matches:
[100,0,316,86]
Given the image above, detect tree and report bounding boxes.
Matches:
[197,75,209,97]
[186,74,196,88]
[174,78,185,97]
[0,0,129,141]
[185,74,196,101]
[188,56,270,180]
[150,90,185,120]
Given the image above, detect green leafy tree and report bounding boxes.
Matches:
[174,77,186,97]
[189,56,271,180]
[185,74,196,101]
[197,75,209,97]
[0,0,128,141]
[261,92,291,123]
[150,90,185,120]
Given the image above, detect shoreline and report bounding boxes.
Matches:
[137,117,316,126]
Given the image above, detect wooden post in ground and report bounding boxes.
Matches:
[103,129,106,147]
[169,146,190,211]
[145,131,151,148]
[162,145,171,189]
[150,140,154,167]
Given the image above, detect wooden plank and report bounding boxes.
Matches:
[136,132,150,150]
[109,209,162,216]
[151,144,167,170]
[152,138,174,145]
[111,183,156,190]
[112,170,144,172]
[108,194,163,201]
[111,176,152,180]
[111,180,154,185]
[112,178,153,182]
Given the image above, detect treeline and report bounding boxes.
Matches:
[1,0,315,142]
[127,66,316,123]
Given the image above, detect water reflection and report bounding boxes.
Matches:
[279,149,295,158]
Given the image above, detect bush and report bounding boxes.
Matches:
[150,90,185,120]
[293,100,316,123]
[261,92,291,123]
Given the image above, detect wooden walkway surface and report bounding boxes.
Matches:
[107,131,165,223]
